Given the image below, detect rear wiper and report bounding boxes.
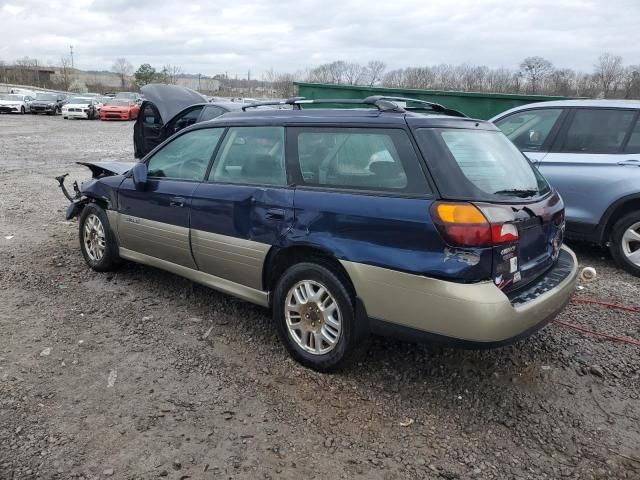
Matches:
[493,189,538,198]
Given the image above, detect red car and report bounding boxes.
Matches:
[100,99,140,121]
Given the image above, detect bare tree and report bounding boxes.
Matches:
[58,56,73,91]
[622,65,640,99]
[161,64,182,85]
[594,52,625,98]
[519,56,553,94]
[343,62,367,85]
[367,60,386,87]
[111,58,133,90]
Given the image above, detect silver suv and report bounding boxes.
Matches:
[491,100,640,276]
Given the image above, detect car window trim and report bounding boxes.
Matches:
[145,126,226,182]
[287,125,433,196]
[205,125,290,188]
[553,107,639,155]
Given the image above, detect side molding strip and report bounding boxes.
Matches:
[119,247,270,307]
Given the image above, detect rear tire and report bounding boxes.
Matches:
[609,211,640,277]
[79,204,122,272]
[273,261,363,372]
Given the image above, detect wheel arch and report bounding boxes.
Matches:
[598,193,640,244]
[262,245,356,301]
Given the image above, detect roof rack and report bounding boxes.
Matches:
[241,96,467,117]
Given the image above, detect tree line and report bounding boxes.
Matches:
[292,53,640,99]
[2,52,639,99]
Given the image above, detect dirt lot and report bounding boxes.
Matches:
[0,114,639,480]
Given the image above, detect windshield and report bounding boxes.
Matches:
[415,128,550,201]
[36,93,57,101]
[68,97,92,104]
[106,99,130,106]
[0,94,24,101]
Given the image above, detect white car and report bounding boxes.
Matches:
[61,97,102,120]
[0,93,34,114]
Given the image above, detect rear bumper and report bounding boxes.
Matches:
[342,245,578,346]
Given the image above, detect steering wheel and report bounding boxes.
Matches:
[178,158,207,180]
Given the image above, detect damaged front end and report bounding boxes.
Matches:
[56,161,134,220]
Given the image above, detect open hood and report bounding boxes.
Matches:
[140,84,207,123]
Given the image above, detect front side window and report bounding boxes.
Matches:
[293,128,428,194]
[147,128,223,181]
[561,109,636,153]
[495,109,563,151]
[416,128,550,202]
[210,126,286,186]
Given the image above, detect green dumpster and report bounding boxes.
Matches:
[294,82,576,120]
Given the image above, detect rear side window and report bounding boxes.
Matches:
[625,118,640,153]
[495,109,562,151]
[200,106,225,122]
[560,109,635,153]
[210,126,286,186]
[292,128,428,194]
[416,128,550,202]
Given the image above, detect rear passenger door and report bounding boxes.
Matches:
[538,108,640,229]
[190,126,293,291]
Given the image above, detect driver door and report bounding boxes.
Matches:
[117,127,224,268]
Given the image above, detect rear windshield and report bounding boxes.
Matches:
[106,99,130,106]
[416,128,550,202]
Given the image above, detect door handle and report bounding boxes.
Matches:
[618,159,640,167]
[265,208,286,220]
[169,196,186,207]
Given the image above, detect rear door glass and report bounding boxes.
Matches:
[292,128,429,194]
[494,109,563,151]
[199,105,225,122]
[560,109,635,153]
[210,126,286,186]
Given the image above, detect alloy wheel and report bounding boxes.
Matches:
[285,280,342,355]
[83,213,106,262]
[621,222,640,267]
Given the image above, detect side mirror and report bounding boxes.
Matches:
[132,162,148,190]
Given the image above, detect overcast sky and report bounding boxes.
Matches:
[1,0,639,77]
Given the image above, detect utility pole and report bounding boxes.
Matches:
[198,73,201,91]
[69,45,74,69]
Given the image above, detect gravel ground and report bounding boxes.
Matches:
[0,114,639,480]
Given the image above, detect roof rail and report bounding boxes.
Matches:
[362,96,467,117]
[241,97,305,111]
[241,96,467,117]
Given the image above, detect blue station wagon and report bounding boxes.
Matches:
[59,97,579,371]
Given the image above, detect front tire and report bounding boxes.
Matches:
[79,204,122,272]
[609,211,640,277]
[20,106,25,114]
[273,262,361,372]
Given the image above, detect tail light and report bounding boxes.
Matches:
[430,202,518,247]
